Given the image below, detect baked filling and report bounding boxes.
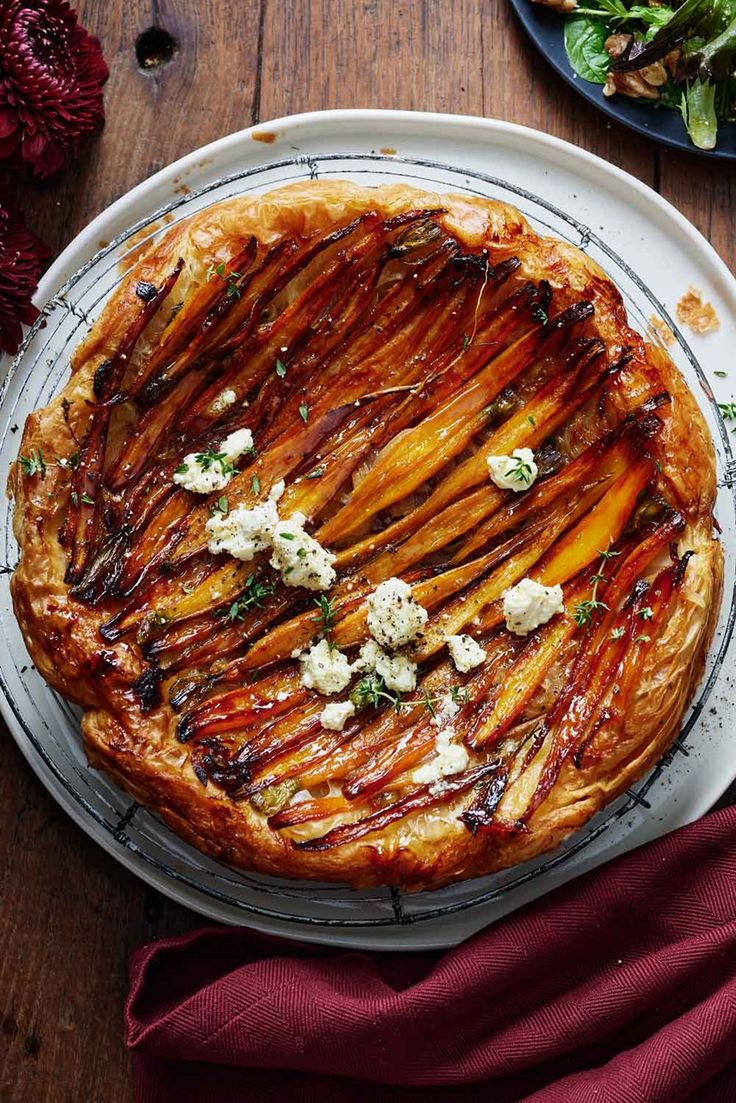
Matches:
[9,182,722,889]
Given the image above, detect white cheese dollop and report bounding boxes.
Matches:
[173,457,230,494]
[269,479,285,502]
[299,639,354,695]
[487,447,538,492]
[270,511,336,592]
[174,428,255,494]
[502,577,564,636]
[446,633,486,673]
[220,428,255,464]
[205,498,278,560]
[366,577,428,650]
[210,388,237,415]
[357,639,418,694]
[319,699,356,731]
[412,726,469,786]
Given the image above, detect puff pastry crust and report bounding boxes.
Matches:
[9,181,722,890]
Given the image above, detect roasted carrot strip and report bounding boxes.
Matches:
[293,762,501,851]
[269,796,354,831]
[318,317,552,545]
[63,260,184,584]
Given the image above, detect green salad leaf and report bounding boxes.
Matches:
[564,14,611,83]
[680,79,719,148]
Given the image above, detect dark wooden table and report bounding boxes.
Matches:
[1,3,734,1099]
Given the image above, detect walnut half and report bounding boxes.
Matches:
[532,0,578,11]
[603,34,668,101]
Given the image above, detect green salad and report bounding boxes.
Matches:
[548,0,736,149]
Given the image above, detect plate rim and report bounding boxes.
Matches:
[3,108,736,950]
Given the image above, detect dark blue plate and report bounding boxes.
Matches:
[509,0,736,161]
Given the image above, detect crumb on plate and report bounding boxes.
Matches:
[676,287,720,335]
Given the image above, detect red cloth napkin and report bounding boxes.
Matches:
[126,807,736,1103]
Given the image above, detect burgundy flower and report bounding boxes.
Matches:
[0,0,108,177]
[0,199,49,355]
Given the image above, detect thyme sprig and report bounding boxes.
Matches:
[19,449,79,479]
[216,573,275,622]
[350,676,470,716]
[719,403,736,432]
[506,453,535,487]
[312,594,337,641]
[574,546,620,628]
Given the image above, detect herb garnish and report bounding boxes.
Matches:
[719,403,736,431]
[350,676,470,716]
[506,453,535,487]
[312,594,336,640]
[275,359,287,378]
[19,450,47,478]
[176,448,235,479]
[217,574,275,621]
[574,546,620,627]
[306,465,326,480]
[299,403,309,423]
[210,495,229,517]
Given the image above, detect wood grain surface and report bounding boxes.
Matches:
[0,2,734,1100]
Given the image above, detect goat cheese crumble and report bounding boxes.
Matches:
[319,699,356,731]
[487,447,538,492]
[446,633,486,673]
[210,387,237,415]
[206,479,334,591]
[366,577,428,650]
[412,725,469,786]
[205,498,278,560]
[503,577,564,636]
[299,639,354,695]
[357,639,418,693]
[270,512,336,592]
[174,428,255,494]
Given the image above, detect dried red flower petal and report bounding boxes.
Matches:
[0,199,49,355]
[0,0,108,177]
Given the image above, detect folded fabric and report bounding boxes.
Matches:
[127,807,736,1103]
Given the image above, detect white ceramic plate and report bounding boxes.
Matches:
[2,110,735,951]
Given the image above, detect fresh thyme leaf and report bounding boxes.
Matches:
[507,454,534,486]
[638,606,654,620]
[81,492,95,505]
[251,474,260,495]
[278,531,295,540]
[306,465,326,479]
[350,673,403,713]
[210,495,229,517]
[195,448,233,475]
[714,371,728,378]
[19,450,46,478]
[275,359,287,378]
[527,415,536,427]
[573,598,608,627]
[216,573,275,621]
[299,403,309,423]
[634,634,651,644]
[610,626,625,640]
[312,594,336,638]
[175,462,189,475]
[70,491,79,506]
[463,333,471,350]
